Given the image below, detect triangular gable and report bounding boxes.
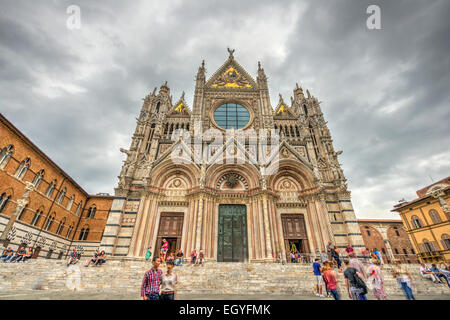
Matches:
[152,138,199,172]
[168,92,191,116]
[206,56,257,89]
[266,140,313,172]
[273,95,297,118]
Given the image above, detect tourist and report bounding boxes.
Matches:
[366,259,387,300]
[320,250,327,263]
[430,264,449,287]
[197,250,205,266]
[161,239,169,262]
[190,249,197,265]
[323,261,340,300]
[85,250,100,267]
[9,246,27,262]
[393,260,415,300]
[370,249,378,262]
[0,247,14,262]
[160,260,178,301]
[349,252,366,279]
[166,252,175,264]
[326,241,333,260]
[22,248,33,263]
[141,257,163,300]
[331,246,341,270]
[175,249,184,266]
[94,251,106,266]
[419,263,440,283]
[290,251,296,263]
[361,247,370,264]
[438,263,450,282]
[345,244,354,258]
[312,258,324,297]
[321,262,331,298]
[373,249,384,265]
[145,246,152,261]
[67,249,79,266]
[343,259,368,300]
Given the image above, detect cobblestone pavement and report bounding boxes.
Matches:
[0,289,448,300]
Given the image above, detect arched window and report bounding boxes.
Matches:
[402,248,408,255]
[0,145,13,169]
[66,223,74,238]
[421,239,436,252]
[156,102,160,113]
[303,104,308,116]
[394,248,399,254]
[56,217,66,235]
[31,209,43,226]
[32,169,45,188]
[411,215,423,229]
[56,187,66,204]
[365,226,371,236]
[0,193,11,213]
[17,204,28,220]
[78,226,90,241]
[46,180,57,198]
[441,234,450,250]
[429,209,441,224]
[75,201,82,216]
[67,195,75,211]
[44,212,56,231]
[87,205,96,219]
[15,158,30,180]
[393,226,400,237]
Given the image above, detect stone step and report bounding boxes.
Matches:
[1,260,449,296]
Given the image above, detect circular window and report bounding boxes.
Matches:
[213,103,250,129]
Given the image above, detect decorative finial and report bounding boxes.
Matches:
[296,83,299,89]
[227,47,235,58]
[201,60,205,68]
[152,87,157,95]
[164,81,168,86]
[279,93,283,101]
[181,91,185,100]
[258,61,261,70]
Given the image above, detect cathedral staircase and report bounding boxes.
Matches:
[1,259,449,298]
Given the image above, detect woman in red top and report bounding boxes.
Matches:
[323,262,340,300]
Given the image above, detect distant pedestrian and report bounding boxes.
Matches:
[345,244,354,258]
[344,259,368,300]
[160,260,178,301]
[393,260,415,300]
[366,259,387,300]
[361,247,370,264]
[326,241,333,260]
[374,249,384,265]
[312,258,324,298]
[331,246,341,270]
[161,239,169,262]
[349,253,366,279]
[141,257,163,300]
[323,261,340,300]
[190,249,197,265]
[145,246,152,261]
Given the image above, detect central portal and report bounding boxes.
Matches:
[217,204,248,262]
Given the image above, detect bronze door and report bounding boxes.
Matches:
[217,204,248,262]
[281,214,310,255]
[156,212,184,256]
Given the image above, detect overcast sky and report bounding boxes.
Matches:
[1,0,449,219]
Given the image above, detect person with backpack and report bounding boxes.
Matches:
[344,259,368,300]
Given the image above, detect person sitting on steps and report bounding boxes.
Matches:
[85,250,100,267]
[94,251,106,266]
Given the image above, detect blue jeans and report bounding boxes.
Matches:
[145,294,160,300]
[400,282,415,300]
[330,289,340,300]
[2,254,13,262]
[160,293,174,301]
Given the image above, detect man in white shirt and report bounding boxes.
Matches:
[419,263,440,283]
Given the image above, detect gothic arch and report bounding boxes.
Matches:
[151,160,199,189]
[206,164,260,190]
[267,160,315,191]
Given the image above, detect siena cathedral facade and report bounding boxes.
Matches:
[100,50,365,262]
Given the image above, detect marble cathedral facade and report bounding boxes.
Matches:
[100,50,365,262]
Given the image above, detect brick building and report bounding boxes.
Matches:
[0,113,114,259]
[358,219,419,264]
